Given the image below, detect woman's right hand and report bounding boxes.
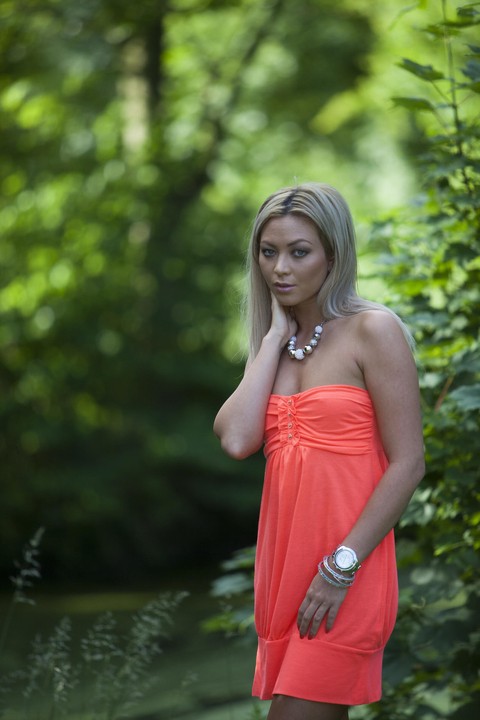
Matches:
[268,293,297,346]
[214,293,295,459]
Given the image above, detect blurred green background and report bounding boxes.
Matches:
[0,0,478,718]
[0,0,426,585]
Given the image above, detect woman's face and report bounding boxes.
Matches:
[258,214,332,309]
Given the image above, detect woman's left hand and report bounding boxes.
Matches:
[297,571,348,638]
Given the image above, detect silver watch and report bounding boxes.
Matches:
[332,545,361,574]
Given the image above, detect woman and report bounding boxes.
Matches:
[214,183,424,720]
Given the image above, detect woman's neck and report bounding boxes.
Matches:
[290,305,326,339]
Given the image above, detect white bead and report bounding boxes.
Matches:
[287,322,326,359]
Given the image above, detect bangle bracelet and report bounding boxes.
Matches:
[318,561,354,589]
[323,556,355,586]
[318,562,344,588]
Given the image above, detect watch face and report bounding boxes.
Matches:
[335,548,355,570]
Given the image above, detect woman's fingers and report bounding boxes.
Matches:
[298,600,334,638]
[309,605,330,638]
[270,293,297,340]
[297,575,347,638]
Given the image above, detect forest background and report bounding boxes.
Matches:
[0,0,478,718]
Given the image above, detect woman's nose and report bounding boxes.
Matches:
[274,253,290,275]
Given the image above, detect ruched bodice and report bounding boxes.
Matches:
[252,385,398,706]
[264,385,376,456]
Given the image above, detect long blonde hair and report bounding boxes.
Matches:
[245,182,412,357]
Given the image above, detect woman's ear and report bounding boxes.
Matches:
[327,257,334,273]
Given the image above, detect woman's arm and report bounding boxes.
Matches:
[298,310,424,638]
[214,296,296,459]
[340,310,425,560]
[213,332,284,459]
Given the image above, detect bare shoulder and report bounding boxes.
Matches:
[349,309,414,375]
[354,308,408,341]
[348,309,410,352]
[349,311,423,468]
[348,309,416,382]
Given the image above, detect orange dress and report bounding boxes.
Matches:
[252,385,398,706]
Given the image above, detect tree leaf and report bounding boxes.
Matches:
[449,384,480,411]
[425,22,450,37]
[461,80,480,93]
[457,6,480,19]
[462,59,480,81]
[398,58,445,81]
[392,96,436,111]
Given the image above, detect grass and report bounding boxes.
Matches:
[0,586,260,718]
[0,535,260,719]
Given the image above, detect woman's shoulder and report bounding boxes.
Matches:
[355,307,401,330]
[345,307,411,348]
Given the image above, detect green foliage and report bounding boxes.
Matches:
[0,0,398,583]
[0,528,44,662]
[0,532,188,719]
[368,2,480,717]
[248,702,268,720]
[202,546,255,639]
[1,594,187,719]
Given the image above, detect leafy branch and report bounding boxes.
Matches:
[371,3,480,718]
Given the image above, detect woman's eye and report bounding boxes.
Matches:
[293,248,308,257]
[260,247,275,257]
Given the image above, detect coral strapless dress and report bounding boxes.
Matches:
[252,385,398,706]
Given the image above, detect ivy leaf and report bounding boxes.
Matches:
[392,96,436,111]
[398,58,445,81]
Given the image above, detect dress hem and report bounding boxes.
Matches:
[252,633,384,706]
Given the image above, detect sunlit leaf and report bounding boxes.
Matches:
[392,96,436,111]
[398,58,445,81]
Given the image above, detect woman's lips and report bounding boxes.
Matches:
[274,283,295,292]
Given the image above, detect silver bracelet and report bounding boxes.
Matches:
[323,556,355,587]
[318,561,353,589]
[318,562,344,588]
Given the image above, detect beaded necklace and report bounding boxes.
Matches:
[287,321,326,361]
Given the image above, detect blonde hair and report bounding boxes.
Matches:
[245,182,412,357]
